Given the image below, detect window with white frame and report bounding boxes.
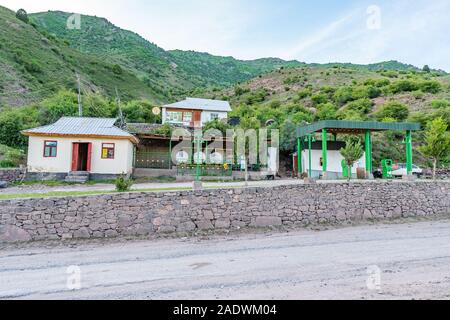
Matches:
[183,112,192,123]
[167,111,183,123]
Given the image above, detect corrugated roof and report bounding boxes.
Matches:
[126,123,193,135]
[297,120,421,137]
[164,98,232,112]
[22,117,138,143]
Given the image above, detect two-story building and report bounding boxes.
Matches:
[129,98,233,172]
[162,98,231,127]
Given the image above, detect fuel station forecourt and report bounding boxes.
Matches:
[296,120,421,180]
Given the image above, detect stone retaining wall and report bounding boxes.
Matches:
[0,168,26,184]
[0,181,449,243]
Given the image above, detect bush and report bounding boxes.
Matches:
[389,80,419,94]
[419,80,442,94]
[334,86,354,105]
[381,70,399,78]
[0,111,32,148]
[234,86,250,96]
[112,64,123,75]
[344,98,373,115]
[0,160,16,168]
[203,119,231,134]
[375,101,409,121]
[311,93,328,105]
[0,144,25,167]
[297,88,311,99]
[24,60,42,74]
[115,175,133,192]
[363,78,390,87]
[153,123,173,136]
[316,103,337,120]
[431,99,450,109]
[412,90,425,100]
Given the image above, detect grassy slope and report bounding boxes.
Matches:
[0,6,164,107]
[211,66,450,113]
[5,8,435,109]
[204,66,450,167]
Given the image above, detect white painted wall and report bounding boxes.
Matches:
[201,111,228,126]
[162,107,228,127]
[301,149,366,177]
[161,107,168,125]
[27,136,134,174]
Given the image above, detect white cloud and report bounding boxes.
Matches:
[283,0,450,71]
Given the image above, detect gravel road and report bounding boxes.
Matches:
[1,220,450,300]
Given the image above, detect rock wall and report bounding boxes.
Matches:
[1,181,449,243]
[0,168,26,184]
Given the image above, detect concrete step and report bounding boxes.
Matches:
[65,172,90,183]
[65,176,89,183]
[68,171,90,177]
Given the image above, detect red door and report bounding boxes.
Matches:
[192,111,201,127]
[71,143,79,172]
[86,143,92,172]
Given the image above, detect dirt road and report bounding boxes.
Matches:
[1,220,450,300]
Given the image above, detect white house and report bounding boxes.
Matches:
[22,117,138,181]
[298,141,366,179]
[162,98,232,127]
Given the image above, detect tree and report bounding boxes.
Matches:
[418,118,450,180]
[278,119,297,152]
[203,119,231,134]
[340,138,364,181]
[36,90,79,124]
[122,100,160,123]
[16,9,29,24]
[375,101,409,122]
[316,103,337,120]
[423,65,431,73]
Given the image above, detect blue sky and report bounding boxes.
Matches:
[1,0,450,71]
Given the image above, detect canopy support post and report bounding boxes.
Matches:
[406,130,413,176]
[297,138,302,176]
[308,134,312,178]
[365,130,373,179]
[322,129,327,179]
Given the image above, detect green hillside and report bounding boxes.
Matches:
[28,11,304,92]
[202,66,450,167]
[3,7,435,109]
[169,50,303,86]
[0,6,167,107]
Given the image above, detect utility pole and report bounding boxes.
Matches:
[115,87,124,128]
[76,73,83,117]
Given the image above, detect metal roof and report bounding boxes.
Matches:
[297,120,421,138]
[164,98,232,112]
[22,117,138,143]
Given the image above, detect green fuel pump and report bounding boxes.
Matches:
[381,159,393,179]
[341,159,349,179]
